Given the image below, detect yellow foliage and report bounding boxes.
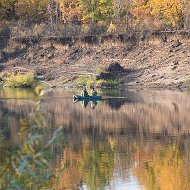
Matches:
[134,144,190,190]
[107,22,116,33]
[55,0,81,22]
[4,73,37,88]
[35,84,44,96]
[147,0,183,26]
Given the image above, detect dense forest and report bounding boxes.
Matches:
[1,0,190,90]
[0,0,190,34]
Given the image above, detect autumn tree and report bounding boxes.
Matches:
[0,0,18,21]
[16,0,48,22]
[112,0,130,29]
[147,0,183,28]
[78,0,114,25]
[55,0,81,23]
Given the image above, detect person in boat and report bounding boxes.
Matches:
[91,86,97,96]
[81,86,89,97]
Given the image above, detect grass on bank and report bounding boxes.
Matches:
[3,73,37,88]
[73,76,93,87]
[96,79,120,88]
[72,76,120,88]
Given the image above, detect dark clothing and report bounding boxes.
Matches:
[81,88,88,96]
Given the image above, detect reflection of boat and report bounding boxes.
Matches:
[73,95,102,101]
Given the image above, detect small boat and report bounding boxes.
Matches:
[73,95,102,101]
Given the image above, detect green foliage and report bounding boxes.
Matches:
[79,0,113,24]
[96,79,119,88]
[87,78,96,87]
[147,0,183,27]
[0,0,189,29]
[0,0,18,21]
[73,76,89,87]
[3,73,37,88]
[78,142,114,189]
[0,84,63,190]
[71,76,120,88]
[16,0,48,21]
[73,76,96,87]
[107,22,116,33]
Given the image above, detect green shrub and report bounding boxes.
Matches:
[3,73,37,88]
[73,76,96,87]
[96,79,119,88]
[73,76,89,87]
[70,76,120,88]
[87,78,96,87]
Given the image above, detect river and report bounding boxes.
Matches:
[0,87,190,190]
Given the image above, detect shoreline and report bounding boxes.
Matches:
[1,30,190,91]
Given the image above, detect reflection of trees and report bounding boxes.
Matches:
[0,100,28,137]
[3,89,190,137]
[42,90,190,136]
[56,130,115,190]
[103,89,142,110]
[2,89,190,189]
[55,126,190,190]
[133,142,190,190]
[79,141,114,189]
[0,88,36,100]
[0,88,36,143]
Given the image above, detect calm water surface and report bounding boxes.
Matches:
[0,88,190,190]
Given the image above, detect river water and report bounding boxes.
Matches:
[0,88,190,190]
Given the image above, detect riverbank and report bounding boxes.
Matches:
[1,29,190,90]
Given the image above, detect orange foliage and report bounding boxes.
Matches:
[55,0,81,22]
[134,144,190,190]
[135,0,145,6]
[131,7,149,18]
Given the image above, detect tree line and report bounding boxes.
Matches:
[0,0,190,32]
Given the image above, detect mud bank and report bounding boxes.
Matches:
[0,29,190,90]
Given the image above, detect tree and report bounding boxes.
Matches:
[0,0,18,21]
[56,0,81,23]
[112,0,133,31]
[16,0,48,22]
[182,0,190,29]
[79,0,114,25]
[147,0,183,28]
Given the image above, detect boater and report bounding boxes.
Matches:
[81,86,89,97]
[91,87,97,96]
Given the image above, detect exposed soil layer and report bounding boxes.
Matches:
[0,30,190,89]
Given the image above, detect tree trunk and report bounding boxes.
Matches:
[183,0,190,30]
[49,0,55,31]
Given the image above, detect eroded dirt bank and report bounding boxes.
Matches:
[1,30,190,89]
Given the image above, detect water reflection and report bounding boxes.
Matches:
[105,97,135,110]
[74,100,99,109]
[0,86,59,190]
[1,88,190,189]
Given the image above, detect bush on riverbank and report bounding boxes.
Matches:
[3,73,37,88]
[96,79,119,88]
[72,76,95,87]
[72,76,120,88]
